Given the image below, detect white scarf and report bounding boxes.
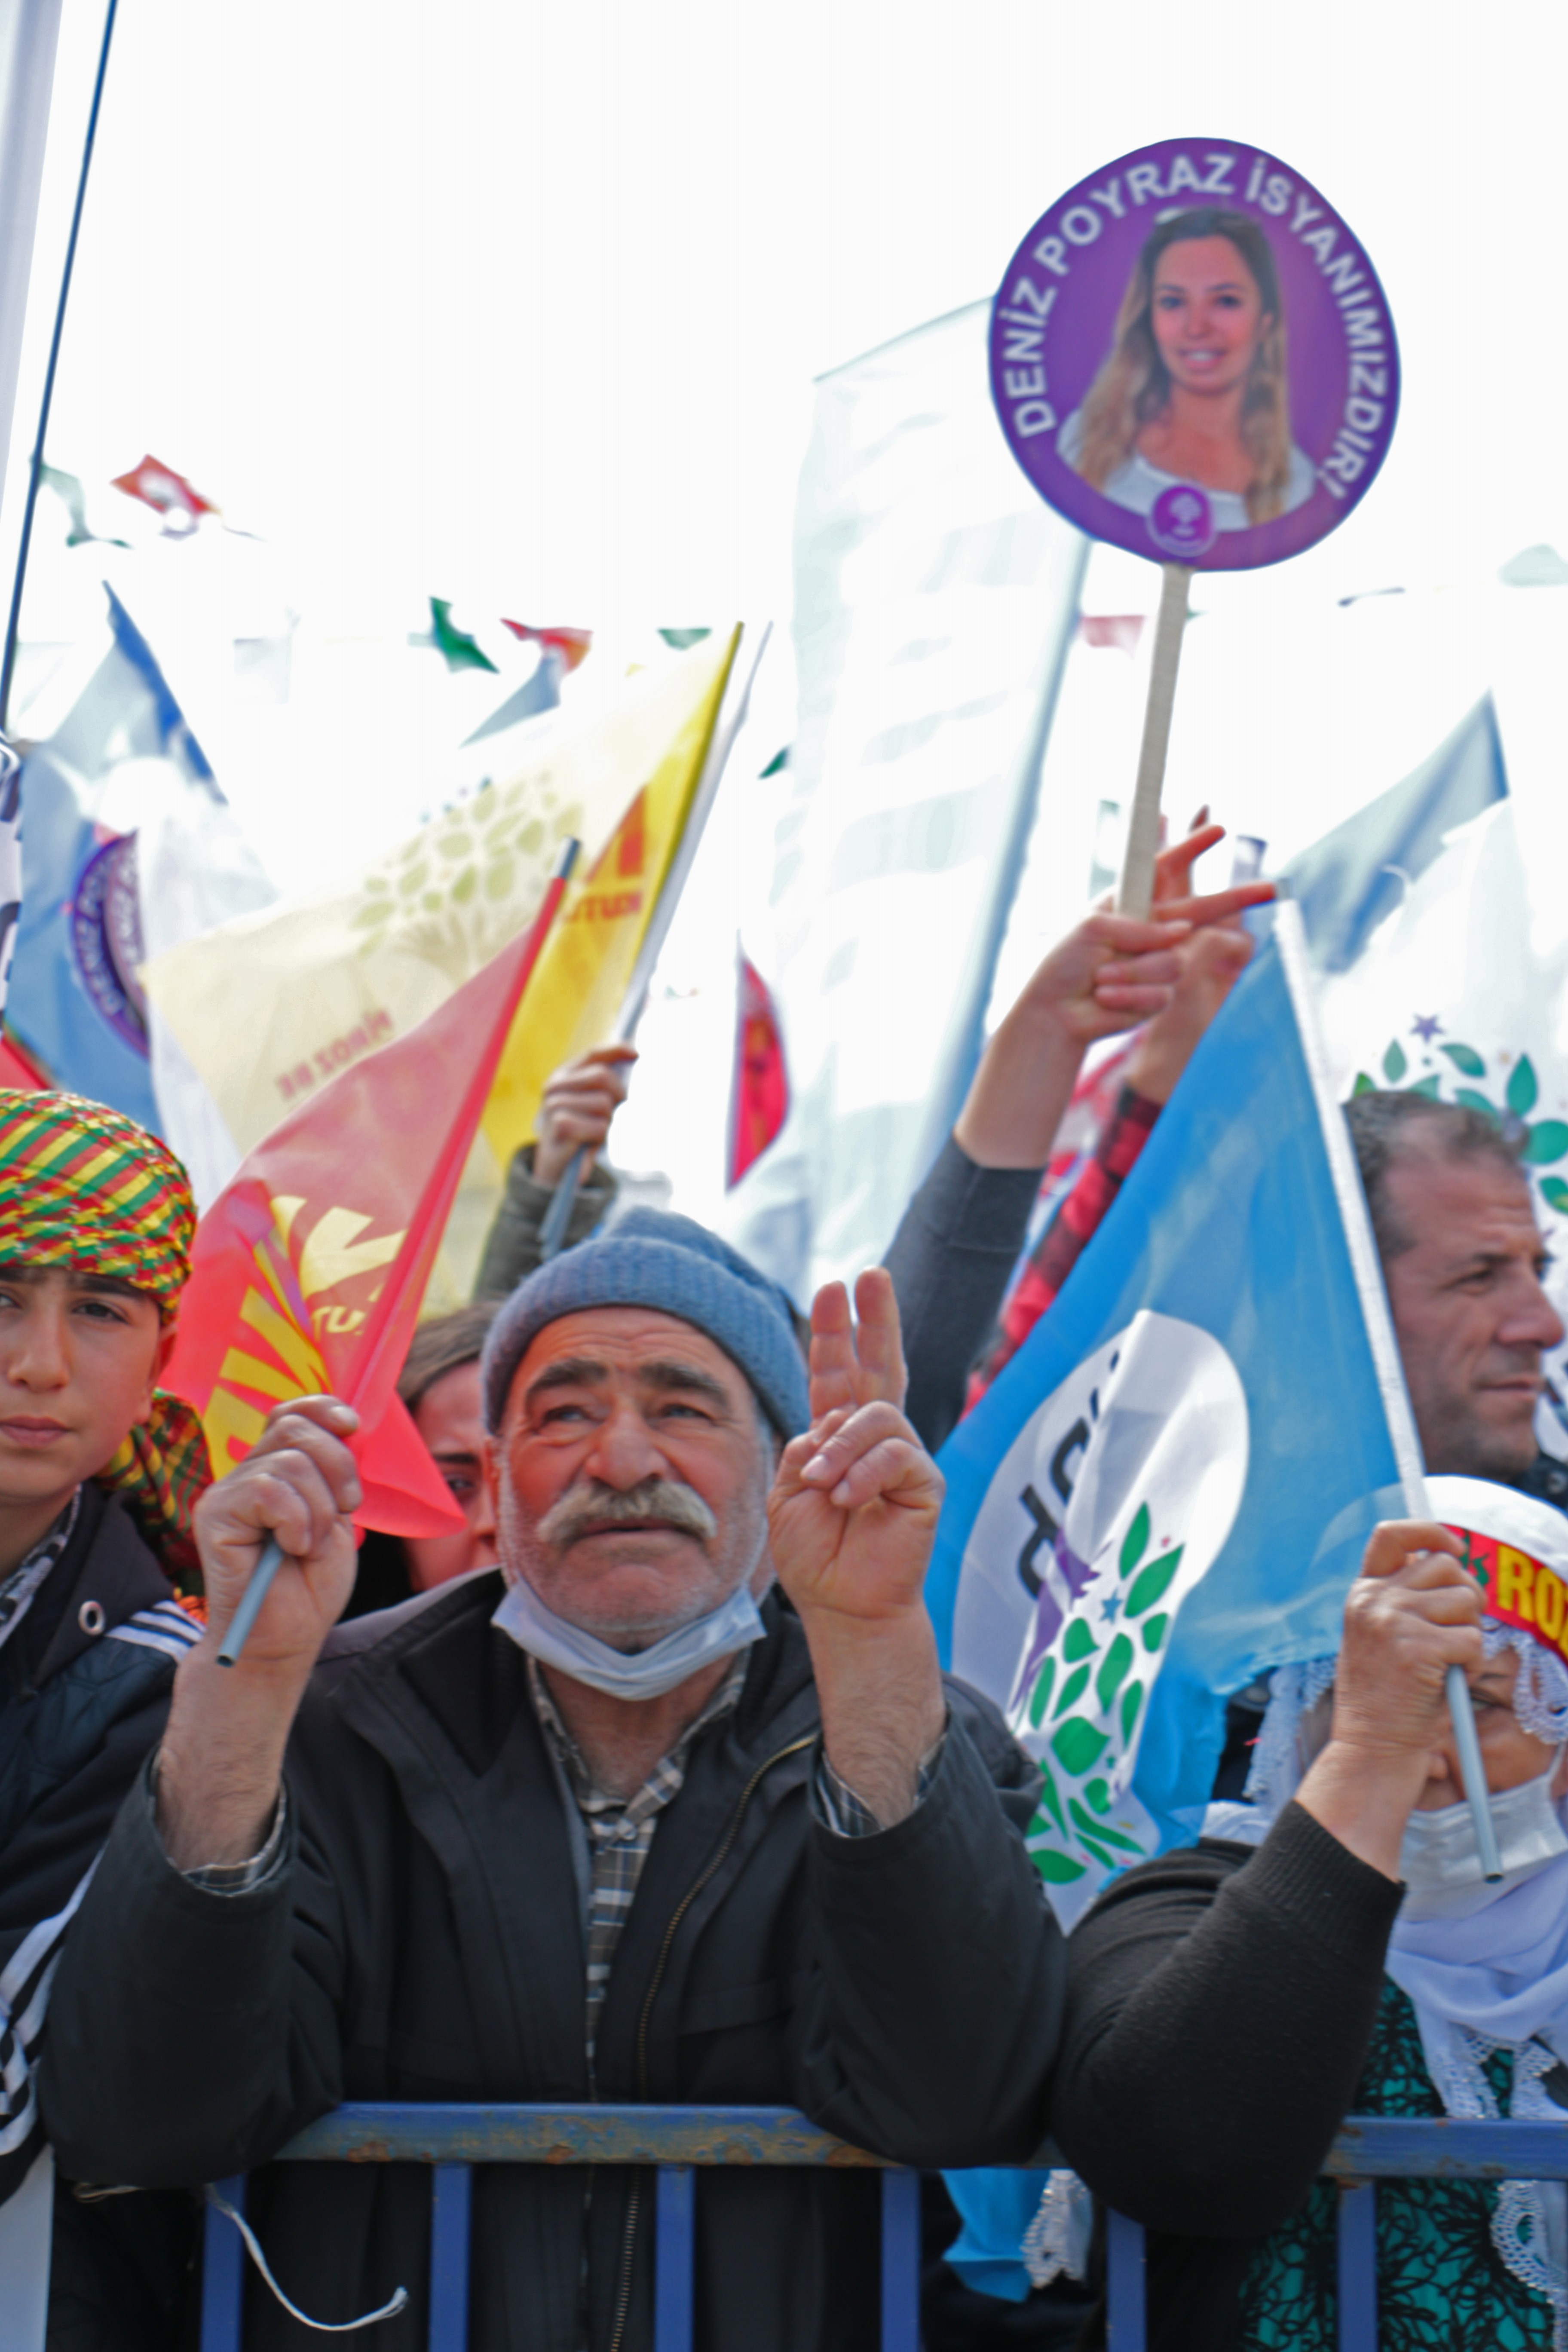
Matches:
[1386,1831,1568,2341]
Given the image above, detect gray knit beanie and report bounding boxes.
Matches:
[481,1207,809,1439]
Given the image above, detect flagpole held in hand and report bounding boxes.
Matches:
[1115,562,1191,919]
[1446,1662,1504,1880]
[1275,900,1501,1880]
[212,836,581,1669]
[537,1141,588,1262]
[217,1538,283,1668]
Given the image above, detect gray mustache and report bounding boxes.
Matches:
[535,1476,719,1550]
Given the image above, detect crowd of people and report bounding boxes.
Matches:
[1,820,1565,2352]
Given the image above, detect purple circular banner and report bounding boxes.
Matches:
[989,138,1399,571]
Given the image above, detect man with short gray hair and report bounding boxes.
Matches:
[1343,1089,1566,1490]
[42,1209,1062,2352]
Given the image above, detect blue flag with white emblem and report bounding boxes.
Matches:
[8,587,226,1127]
[926,901,1416,1933]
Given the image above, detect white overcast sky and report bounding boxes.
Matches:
[31,0,1568,632]
[11,0,1568,1210]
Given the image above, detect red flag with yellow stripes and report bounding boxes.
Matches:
[165,864,572,1533]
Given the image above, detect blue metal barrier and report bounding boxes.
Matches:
[197,2104,1568,2350]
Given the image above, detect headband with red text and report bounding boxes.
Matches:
[1443,1525,1568,1670]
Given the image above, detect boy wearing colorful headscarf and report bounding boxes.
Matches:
[0,1090,209,2351]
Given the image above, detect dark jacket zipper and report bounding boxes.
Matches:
[603,1732,817,2352]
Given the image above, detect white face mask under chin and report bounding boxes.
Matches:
[1400,1762,1568,1915]
[491,1567,766,1701]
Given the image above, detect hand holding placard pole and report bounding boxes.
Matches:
[1115,562,1191,919]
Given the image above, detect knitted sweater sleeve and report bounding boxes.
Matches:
[883,1137,1043,1453]
[1050,1803,1404,2239]
[472,1144,619,1299]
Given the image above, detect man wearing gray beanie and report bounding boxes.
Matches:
[42,1210,1065,2352]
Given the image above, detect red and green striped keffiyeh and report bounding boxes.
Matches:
[0,1090,210,1576]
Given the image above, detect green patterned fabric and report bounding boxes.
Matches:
[1237,1981,1556,2351]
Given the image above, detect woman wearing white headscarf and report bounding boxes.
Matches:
[1044,1478,1568,2351]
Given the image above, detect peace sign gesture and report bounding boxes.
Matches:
[805,1267,908,1422]
[768,1270,941,1630]
[767,1270,946,1823]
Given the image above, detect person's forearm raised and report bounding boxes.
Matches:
[955,996,1091,1170]
[1294,1520,1479,1880]
[769,1271,946,1827]
[952,839,1272,1170]
[156,1398,361,1871]
[799,1588,946,1826]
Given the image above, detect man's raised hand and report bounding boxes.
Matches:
[954,829,1274,1169]
[535,1043,637,1187]
[769,1271,941,1627]
[158,1396,363,1874]
[769,1273,946,1825]
[193,1396,362,1675]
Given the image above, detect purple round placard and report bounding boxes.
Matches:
[989,139,1399,570]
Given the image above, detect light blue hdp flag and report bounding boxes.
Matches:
[927,900,1420,1936]
[8,585,220,1127]
[933,900,1427,2300]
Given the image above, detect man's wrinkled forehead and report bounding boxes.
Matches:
[505,1305,753,1424]
[1383,1143,1544,1262]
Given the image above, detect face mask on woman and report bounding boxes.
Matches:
[1400,1762,1568,1896]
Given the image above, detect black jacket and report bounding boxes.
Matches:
[42,1574,1065,2352]
[0,1488,195,2198]
[0,1485,201,2350]
[1049,1802,1403,2349]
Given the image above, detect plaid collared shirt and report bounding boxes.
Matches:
[528,1651,750,2064]
[527,1650,943,2068]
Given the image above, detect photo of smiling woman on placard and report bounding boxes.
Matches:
[1059,205,1316,533]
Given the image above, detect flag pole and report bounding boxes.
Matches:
[0,0,120,733]
[218,839,581,1669]
[1274,897,1501,1879]
[1114,561,1191,920]
[537,622,771,1261]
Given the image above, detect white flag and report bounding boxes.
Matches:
[1313,791,1568,1458]
[724,302,1086,1300]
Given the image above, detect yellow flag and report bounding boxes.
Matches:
[481,624,738,1164]
[143,634,738,1159]
[141,632,739,1300]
